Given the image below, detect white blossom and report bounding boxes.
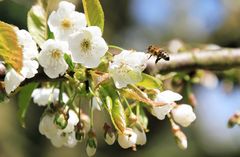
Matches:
[39,114,58,139]
[39,109,79,148]
[68,26,108,68]
[171,104,196,127]
[16,28,39,78]
[109,50,148,89]
[118,128,137,149]
[151,90,182,120]
[32,88,69,106]
[48,1,87,40]
[4,69,25,94]
[38,39,69,78]
[4,28,39,94]
[133,127,146,146]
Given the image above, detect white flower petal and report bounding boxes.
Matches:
[62,110,79,133]
[109,50,147,89]
[87,26,102,37]
[171,104,196,127]
[48,1,86,41]
[38,39,69,78]
[32,88,69,106]
[4,69,24,94]
[151,104,174,120]
[39,114,58,139]
[133,127,146,145]
[68,26,108,68]
[118,128,137,149]
[155,90,182,103]
[21,60,39,78]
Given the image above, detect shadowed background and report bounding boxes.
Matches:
[0,0,240,157]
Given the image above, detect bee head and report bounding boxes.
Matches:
[148,45,153,51]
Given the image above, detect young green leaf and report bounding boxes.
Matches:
[136,73,162,89]
[64,54,74,71]
[18,82,39,128]
[111,99,126,133]
[27,4,47,46]
[82,0,104,32]
[0,21,23,72]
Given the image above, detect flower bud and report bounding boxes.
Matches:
[228,112,240,128]
[74,69,86,81]
[54,112,68,129]
[86,132,97,157]
[171,104,196,127]
[103,123,116,145]
[174,130,187,150]
[133,126,147,146]
[118,128,137,149]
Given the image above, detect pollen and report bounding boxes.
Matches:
[51,50,61,59]
[61,18,72,29]
[80,39,91,53]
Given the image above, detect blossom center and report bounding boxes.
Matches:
[80,39,92,53]
[51,50,61,59]
[61,18,72,29]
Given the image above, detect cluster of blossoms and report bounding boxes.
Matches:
[1,1,196,156]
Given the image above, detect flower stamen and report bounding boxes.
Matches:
[61,18,72,29]
[80,39,92,53]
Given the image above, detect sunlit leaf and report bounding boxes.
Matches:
[0,21,22,72]
[18,82,39,128]
[82,0,104,32]
[136,73,162,89]
[98,84,126,133]
[121,87,165,107]
[111,98,126,133]
[27,4,47,46]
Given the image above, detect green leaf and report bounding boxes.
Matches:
[137,106,148,130]
[82,0,104,32]
[111,99,126,133]
[136,73,162,89]
[64,54,74,71]
[98,85,126,133]
[18,82,39,128]
[27,4,47,46]
[0,21,23,72]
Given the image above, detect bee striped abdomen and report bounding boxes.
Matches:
[147,45,170,64]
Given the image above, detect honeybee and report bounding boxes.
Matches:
[147,45,170,64]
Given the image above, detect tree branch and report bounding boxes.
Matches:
[1,48,240,85]
[146,48,240,74]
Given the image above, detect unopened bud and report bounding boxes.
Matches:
[103,123,116,145]
[228,112,240,128]
[86,131,97,157]
[74,69,86,81]
[54,112,68,129]
[171,104,196,127]
[128,112,138,125]
[174,130,187,150]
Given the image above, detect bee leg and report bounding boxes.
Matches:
[148,54,152,59]
[155,57,161,64]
